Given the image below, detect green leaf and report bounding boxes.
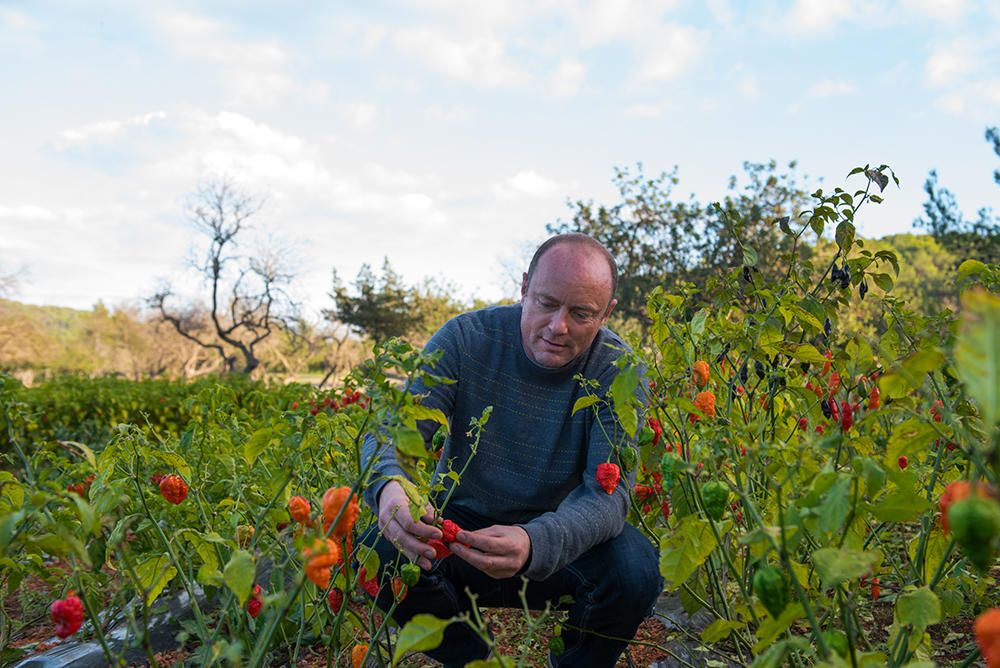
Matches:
[818,476,851,534]
[895,587,941,631]
[659,515,717,591]
[870,490,932,522]
[244,427,276,467]
[753,604,806,653]
[955,289,1000,428]
[957,259,988,284]
[885,418,937,463]
[872,273,894,293]
[572,395,601,415]
[702,619,745,643]
[69,494,99,537]
[835,221,856,252]
[393,614,452,664]
[690,308,709,342]
[223,549,256,606]
[153,451,192,481]
[743,246,759,267]
[388,476,429,524]
[751,636,813,668]
[789,343,828,364]
[812,548,881,589]
[879,348,945,399]
[393,427,428,459]
[135,554,178,606]
[610,364,640,438]
[402,405,450,431]
[58,441,97,469]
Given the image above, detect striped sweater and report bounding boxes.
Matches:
[361,303,641,580]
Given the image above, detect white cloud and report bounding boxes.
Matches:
[393,27,529,88]
[936,78,1000,118]
[1,8,42,32]
[215,112,303,153]
[784,0,855,34]
[902,0,969,22]
[573,0,683,46]
[56,111,167,148]
[552,58,586,97]
[808,79,856,97]
[706,0,735,25]
[926,43,976,87]
[424,104,473,123]
[634,23,705,83]
[624,103,667,118]
[492,170,564,198]
[0,205,58,222]
[156,11,293,103]
[739,74,759,99]
[342,102,378,128]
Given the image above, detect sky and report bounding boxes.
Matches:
[1,0,999,318]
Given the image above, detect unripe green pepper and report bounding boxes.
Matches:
[620,446,638,472]
[548,636,565,656]
[401,562,421,587]
[752,566,789,619]
[700,481,729,521]
[948,496,1000,572]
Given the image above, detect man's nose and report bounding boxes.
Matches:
[548,308,571,335]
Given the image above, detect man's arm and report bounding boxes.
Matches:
[515,368,644,581]
[359,318,463,566]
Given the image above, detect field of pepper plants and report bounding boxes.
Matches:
[2,165,1000,667]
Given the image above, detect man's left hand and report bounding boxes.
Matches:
[450,525,531,579]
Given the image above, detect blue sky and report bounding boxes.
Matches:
[1,0,998,315]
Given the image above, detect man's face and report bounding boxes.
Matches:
[520,243,617,368]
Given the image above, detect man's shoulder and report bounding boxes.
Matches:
[428,303,520,351]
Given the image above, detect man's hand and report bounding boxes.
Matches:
[450,525,531,579]
[377,481,441,570]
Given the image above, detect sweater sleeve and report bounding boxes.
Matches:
[517,363,646,581]
[360,321,462,513]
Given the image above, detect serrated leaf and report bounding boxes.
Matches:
[393,613,452,663]
[135,554,177,606]
[659,515,717,591]
[223,549,256,606]
[955,289,1000,428]
[572,395,601,415]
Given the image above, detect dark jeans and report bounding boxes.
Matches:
[359,509,663,668]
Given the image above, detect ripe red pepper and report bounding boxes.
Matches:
[51,593,85,638]
[247,584,263,618]
[870,577,880,601]
[596,462,621,494]
[828,372,840,398]
[839,400,853,431]
[359,566,379,597]
[898,456,908,470]
[867,386,880,410]
[159,474,188,504]
[441,519,462,543]
[327,588,344,613]
[428,538,452,559]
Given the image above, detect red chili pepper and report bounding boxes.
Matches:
[839,400,853,431]
[596,462,621,494]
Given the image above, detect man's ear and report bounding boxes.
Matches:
[521,272,529,300]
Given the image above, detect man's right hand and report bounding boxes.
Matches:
[377,481,441,570]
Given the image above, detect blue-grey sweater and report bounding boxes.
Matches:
[361,303,640,580]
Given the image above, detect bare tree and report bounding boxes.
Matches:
[149,178,299,375]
